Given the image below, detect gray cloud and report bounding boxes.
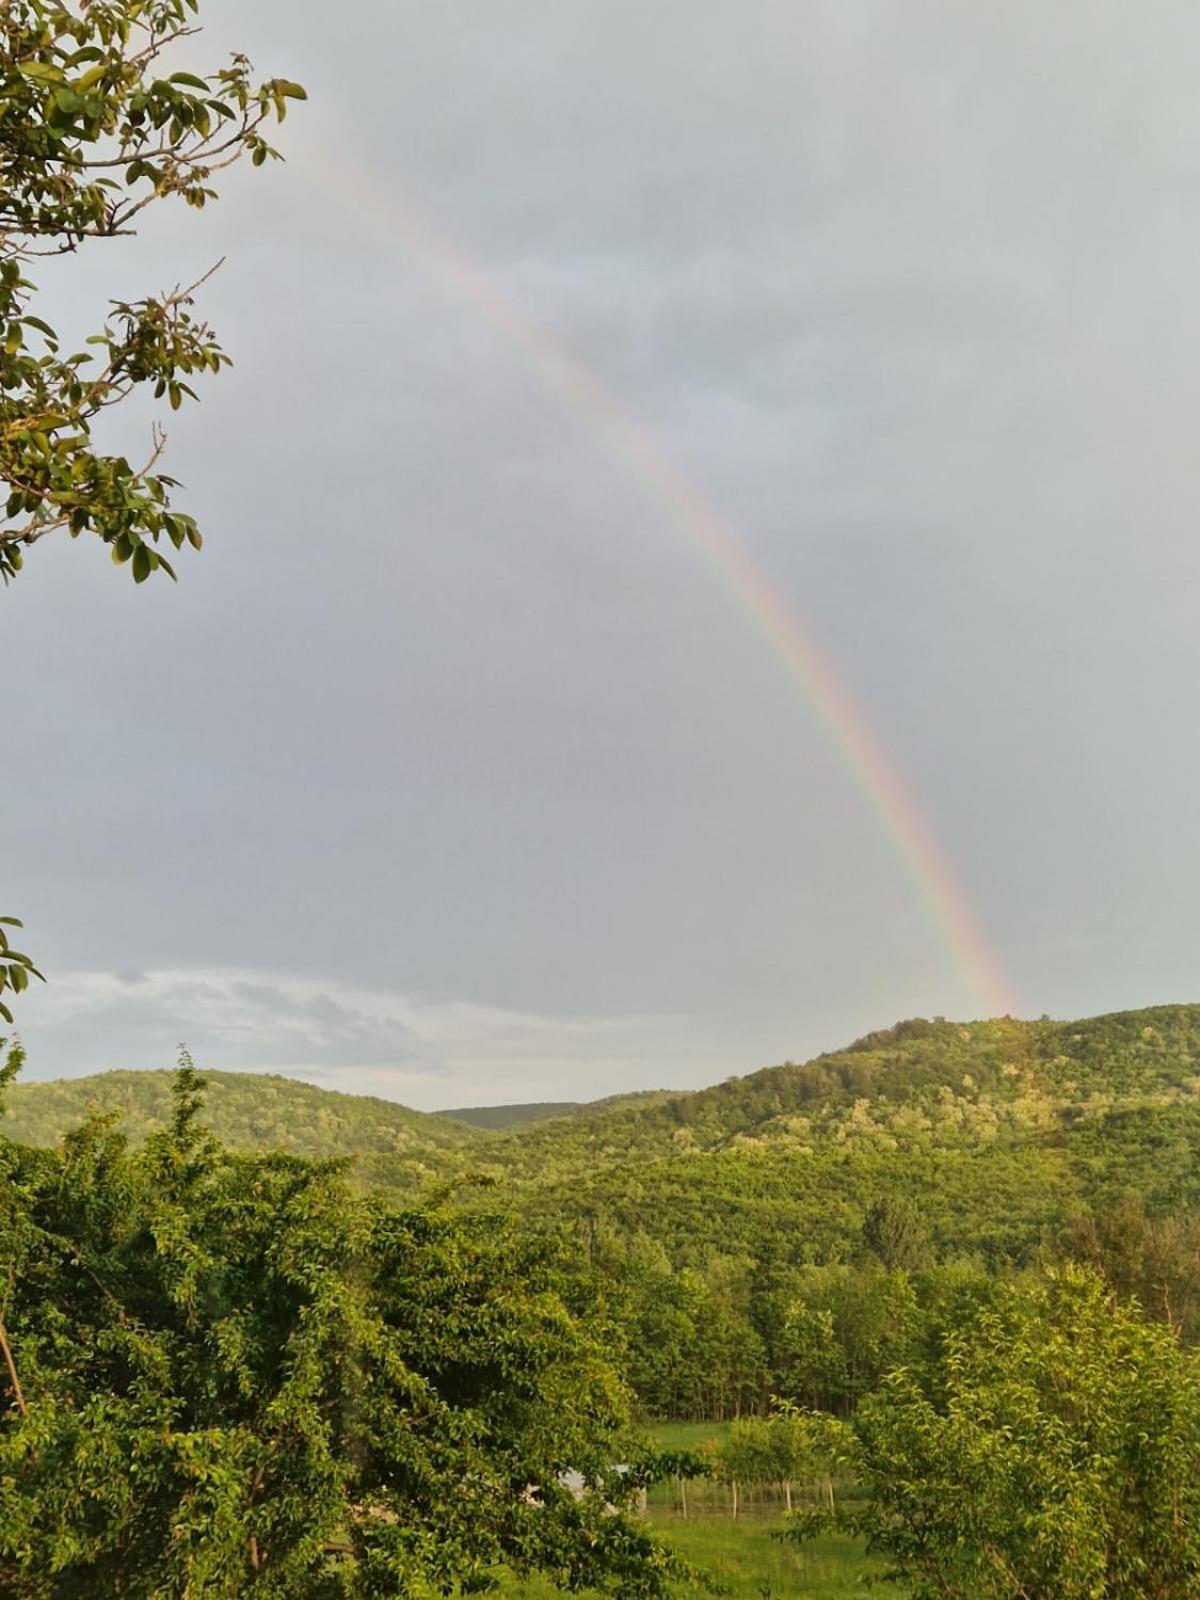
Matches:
[16,968,752,1109]
[9,1,1200,1101]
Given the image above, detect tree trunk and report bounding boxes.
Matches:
[783,1478,792,1513]
[731,1479,739,1519]
[679,1475,688,1521]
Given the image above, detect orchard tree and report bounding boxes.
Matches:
[0,1059,690,1596]
[716,1413,826,1516]
[791,1268,1200,1600]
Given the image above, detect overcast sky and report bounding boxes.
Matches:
[8,1,1200,1106]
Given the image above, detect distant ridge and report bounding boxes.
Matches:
[438,1101,582,1130]
[437,1090,677,1130]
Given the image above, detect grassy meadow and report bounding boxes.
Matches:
[492,1518,888,1598]
[493,1420,893,1598]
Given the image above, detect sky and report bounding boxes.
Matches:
[8,0,1200,1107]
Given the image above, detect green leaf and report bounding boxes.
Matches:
[18,61,65,83]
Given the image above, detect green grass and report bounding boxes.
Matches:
[492,1513,896,1598]
[491,1425,895,1596]
[666,1519,892,1598]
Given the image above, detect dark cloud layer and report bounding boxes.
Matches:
[8,2,1200,1102]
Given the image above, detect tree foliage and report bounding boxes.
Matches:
[0,918,43,1026]
[0,1055,687,1597]
[0,0,304,584]
[714,1414,824,1502]
[2,1068,484,1180]
[0,0,310,1030]
[797,1268,1200,1600]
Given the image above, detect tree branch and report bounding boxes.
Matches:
[0,1317,28,1416]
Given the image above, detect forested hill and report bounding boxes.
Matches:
[6,1005,1200,1207]
[7,1008,1200,1441]
[451,1004,1200,1185]
[0,1068,483,1189]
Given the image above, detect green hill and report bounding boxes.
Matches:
[446,1005,1200,1186]
[469,1004,1200,1421]
[0,1068,482,1192]
[7,1005,1200,1222]
[8,1004,1200,1423]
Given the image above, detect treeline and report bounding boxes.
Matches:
[14,1004,1200,1203]
[2,1068,482,1175]
[552,1185,1200,1423]
[12,1004,1200,1201]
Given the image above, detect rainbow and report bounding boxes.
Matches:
[304,147,1017,1020]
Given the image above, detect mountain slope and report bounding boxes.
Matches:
[483,1006,1200,1275]
[6,1005,1199,1214]
[454,1005,1200,1186]
[1,1068,481,1190]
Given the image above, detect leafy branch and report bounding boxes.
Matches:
[0,0,305,584]
[0,919,42,1025]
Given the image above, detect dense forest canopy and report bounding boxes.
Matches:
[436,1102,584,1130]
